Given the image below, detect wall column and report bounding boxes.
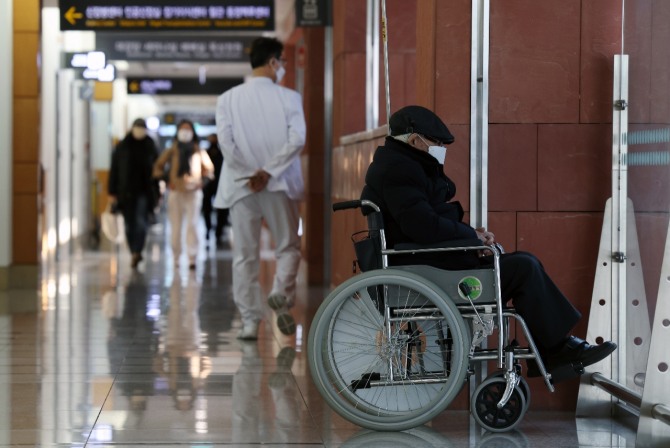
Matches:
[11,0,41,288]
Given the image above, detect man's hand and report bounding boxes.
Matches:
[476,227,495,246]
[247,169,271,193]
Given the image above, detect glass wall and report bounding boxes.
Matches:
[622,1,670,436]
[624,0,670,323]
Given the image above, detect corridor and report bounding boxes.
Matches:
[0,220,637,447]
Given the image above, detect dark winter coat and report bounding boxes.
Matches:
[361,137,479,269]
[204,143,224,196]
[108,134,159,210]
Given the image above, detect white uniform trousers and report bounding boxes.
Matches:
[230,190,301,326]
[167,189,203,263]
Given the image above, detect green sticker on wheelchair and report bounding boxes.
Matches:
[458,276,483,301]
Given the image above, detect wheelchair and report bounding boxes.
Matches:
[308,199,565,433]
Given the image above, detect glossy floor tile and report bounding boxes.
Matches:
[0,219,640,447]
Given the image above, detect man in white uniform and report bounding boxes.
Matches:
[214,37,306,340]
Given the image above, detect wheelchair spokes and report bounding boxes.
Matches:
[308,270,470,430]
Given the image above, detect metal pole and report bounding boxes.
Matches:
[323,25,334,286]
[468,0,490,404]
[469,0,489,231]
[380,0,391,133]
[366,0,380,130]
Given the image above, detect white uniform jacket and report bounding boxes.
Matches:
[213,76,307,209]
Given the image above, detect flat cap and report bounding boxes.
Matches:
[389,105,454,144]
[132,118,147,129]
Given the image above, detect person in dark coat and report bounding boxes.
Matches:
[202,134,229,248]
[108,118,159,269]
[361,105,616,376]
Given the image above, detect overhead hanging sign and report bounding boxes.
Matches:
[96,34,253,62]
[59,1,274,32]
[80,64,116,82]
[63,51,107,69]
[296,0,332,27]
[127,77,243,95]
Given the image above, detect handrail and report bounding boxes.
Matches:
[652,404,670,426]
[590,372,642,409]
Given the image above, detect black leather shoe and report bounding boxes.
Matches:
[545,336,617,370]
[526,336,616,380]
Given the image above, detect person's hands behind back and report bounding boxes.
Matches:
[247,169,271,193]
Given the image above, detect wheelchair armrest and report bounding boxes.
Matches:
[393,238,484,252]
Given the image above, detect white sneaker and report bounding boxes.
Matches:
[236,321,259,340]
[267,294,296,335]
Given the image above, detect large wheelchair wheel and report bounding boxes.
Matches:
[308,269,470,431]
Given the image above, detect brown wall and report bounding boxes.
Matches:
[300,28,327,285]
[13,0,40,266]
[283,27,328,286]
[329,0,418,286]
[329,0,670,411]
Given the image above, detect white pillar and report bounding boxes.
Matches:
[40,7,61,257]
[0,0,13,268]
[0,4,11,445]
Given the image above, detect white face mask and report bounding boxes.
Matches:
[417,135,447,165]
[177,129,193,143]
[274,65,285,83]
[428,145,447,165]
[131,127,147,140]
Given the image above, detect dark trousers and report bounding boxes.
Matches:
[121,194,149,254]
[480,251,581,349]
[202,188,229,238]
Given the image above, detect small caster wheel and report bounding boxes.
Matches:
[485,370,531,412]
[471,376,527,432]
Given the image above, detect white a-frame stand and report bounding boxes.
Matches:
[637,220,670,446]
[576,198,651,416]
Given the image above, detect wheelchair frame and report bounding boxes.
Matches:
[308,199,556,432]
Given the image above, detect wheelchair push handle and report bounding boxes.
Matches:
[332,199,381,213]
[332,200,360,212]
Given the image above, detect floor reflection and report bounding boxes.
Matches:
[0,219,640,446]
[340,426,533,448]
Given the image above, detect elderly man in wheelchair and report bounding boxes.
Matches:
[307,105,616,433]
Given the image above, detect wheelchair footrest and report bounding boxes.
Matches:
[526,359,585,384]
[549,361,585,383]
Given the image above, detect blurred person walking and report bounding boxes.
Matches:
[215,37,306,340]
[108,118,159,269]
[202,133,229,248]
[153,120,214,270]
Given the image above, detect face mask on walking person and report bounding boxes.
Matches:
[272,56,286,84]
[132,126,147,140]
[274,65,285,84]
[177,129,193,143]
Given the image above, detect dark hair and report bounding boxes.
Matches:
[249,37,283,69]
[176,119,198,143]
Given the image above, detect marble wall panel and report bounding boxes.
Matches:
[489,0,581,124]
[538,124,611,212]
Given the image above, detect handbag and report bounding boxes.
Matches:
[101,203,125,244]
[351,230,382,272]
